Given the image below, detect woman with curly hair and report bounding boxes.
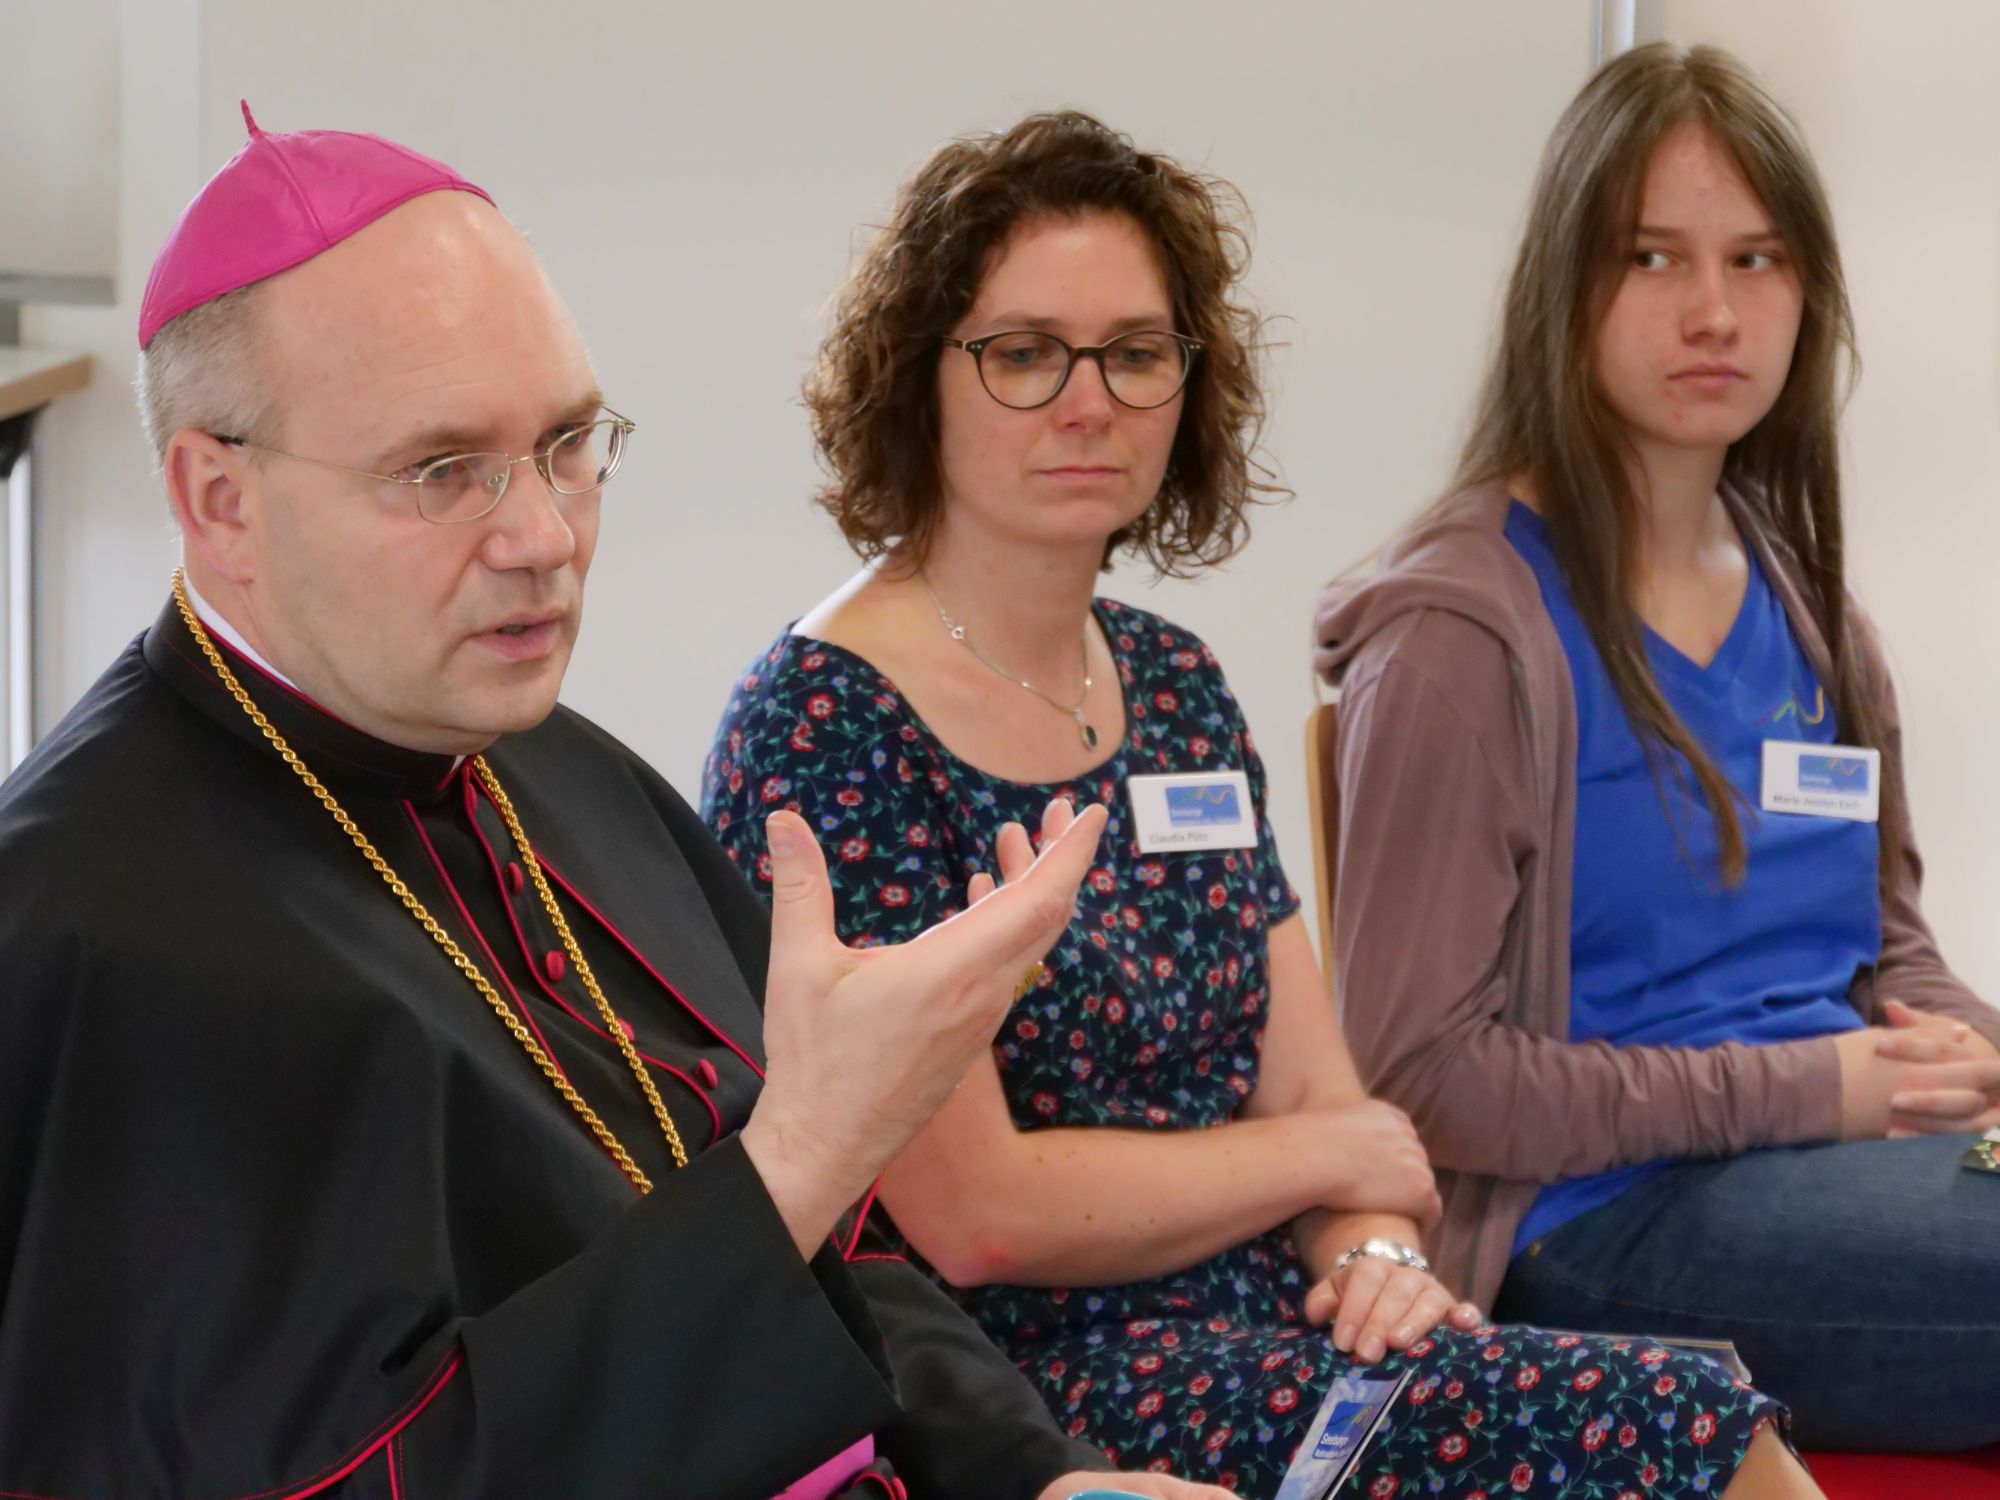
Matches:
[703,111,1820,1498]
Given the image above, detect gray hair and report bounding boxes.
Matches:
[133,286,276,465]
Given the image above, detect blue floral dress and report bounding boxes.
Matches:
[702,598,1783,1497]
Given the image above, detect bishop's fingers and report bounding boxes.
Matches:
[993,818,1036,885]
[935,803,1107,981]
[1039,794,1078,846]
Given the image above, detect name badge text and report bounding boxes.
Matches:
[1129,770,1259,853]
[1760,740,1880,823]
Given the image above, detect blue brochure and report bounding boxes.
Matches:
[1273,1369,1415,1500]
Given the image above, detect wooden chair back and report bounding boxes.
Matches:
[1303,698,1342,1001]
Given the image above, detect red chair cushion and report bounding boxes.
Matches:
[1804,1446,2000,1499]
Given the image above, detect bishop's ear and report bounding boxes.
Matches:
[163,428,261,586]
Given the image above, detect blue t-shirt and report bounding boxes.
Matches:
[1506,502,1877,1253]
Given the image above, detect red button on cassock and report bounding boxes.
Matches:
[697,1058,719,1089]
[544,950,566,982]
[506,862,525,895]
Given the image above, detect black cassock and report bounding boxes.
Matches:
[0,601,1101,1499]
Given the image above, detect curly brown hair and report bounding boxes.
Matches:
[804,110,1282,577]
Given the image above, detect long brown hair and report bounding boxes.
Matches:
[805,110,1283,577]
[1457,42,1892,885]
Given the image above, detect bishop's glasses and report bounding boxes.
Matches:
[217,409,636,525]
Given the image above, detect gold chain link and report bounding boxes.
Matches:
[472,760,688,1171]
[169,570,685,1193]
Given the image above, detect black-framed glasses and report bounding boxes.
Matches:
[941,330,1201,411]
[217,408,637,525]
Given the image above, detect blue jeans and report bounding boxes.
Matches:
[1491,1134,2000,1452]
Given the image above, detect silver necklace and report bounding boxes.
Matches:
[918,570,1100,751]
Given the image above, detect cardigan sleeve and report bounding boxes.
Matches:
[1331,610,1844,1183]
[1844,606,2000,1043]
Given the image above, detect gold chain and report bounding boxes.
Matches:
[470,759,688,1173]
[169,570,686,1193]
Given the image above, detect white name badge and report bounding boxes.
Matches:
[1760,740,1880,823]
[1128,770,1259,854]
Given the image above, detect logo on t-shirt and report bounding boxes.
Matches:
[1768,684,1827,729]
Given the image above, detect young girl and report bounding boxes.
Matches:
[1315,43,2000,1453]
[707,109,1821,1497]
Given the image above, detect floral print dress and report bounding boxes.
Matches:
[702,598,1782,1497]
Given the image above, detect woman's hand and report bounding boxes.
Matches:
[1303,1254,1481,1365]
[1314,1100,1443,1229]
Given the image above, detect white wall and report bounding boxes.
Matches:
[0,0,119,277]
[18,2,1996,994]
[1654,1,2000,993]
[24,0,1588,937]
[20,0,200,746]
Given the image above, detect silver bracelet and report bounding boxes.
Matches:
[1333,1236,1432,1276]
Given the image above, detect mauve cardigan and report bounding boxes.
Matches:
[1312,481,1999,1309]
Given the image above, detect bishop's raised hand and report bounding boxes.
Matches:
[742,796,1107,1256]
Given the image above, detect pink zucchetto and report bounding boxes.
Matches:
[137,101,493,348]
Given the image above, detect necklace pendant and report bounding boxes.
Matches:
[1078,717,1099,751]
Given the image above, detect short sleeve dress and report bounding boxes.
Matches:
[702,598,1783,1496]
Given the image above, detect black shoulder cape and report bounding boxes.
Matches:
[0,601,1099,1499]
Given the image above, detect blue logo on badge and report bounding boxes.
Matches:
[1166,784,1242,826]
[1798,754,1868,794]
[1312,1402,1370,1460]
